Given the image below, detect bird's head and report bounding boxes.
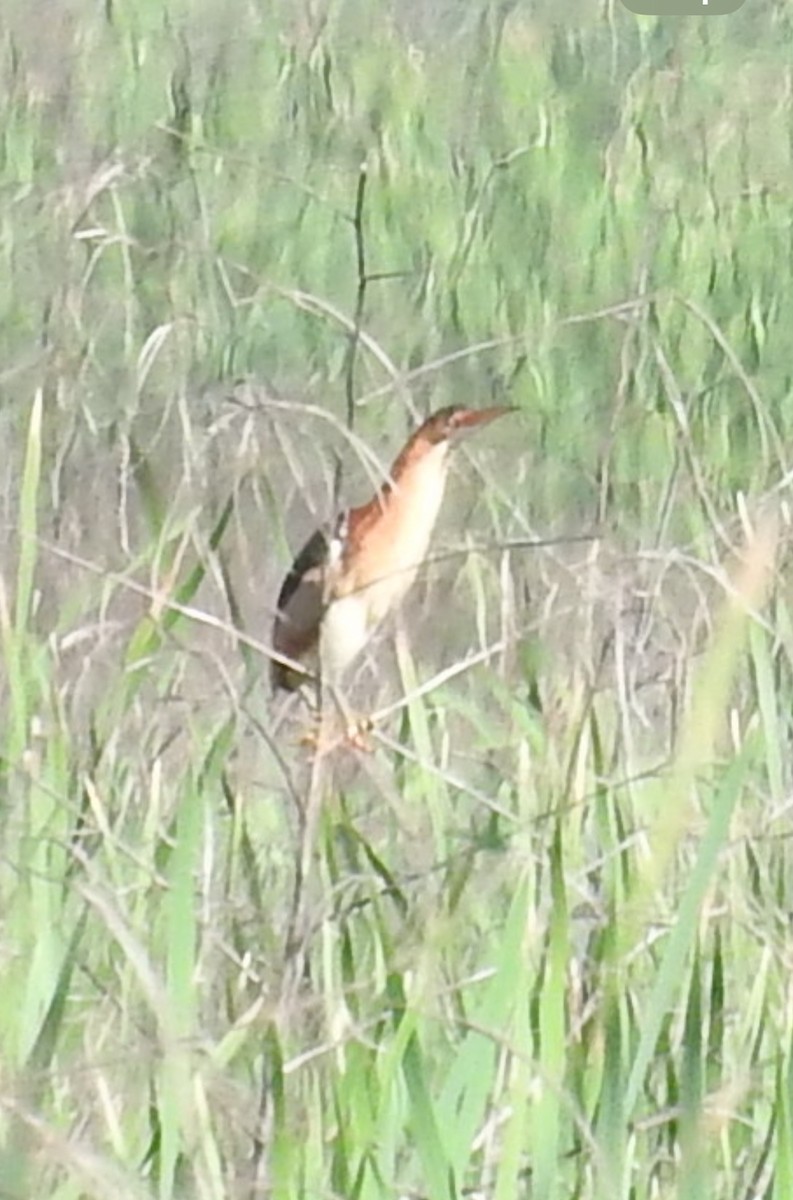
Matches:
[386,403,516,488]
[416,404,516,446]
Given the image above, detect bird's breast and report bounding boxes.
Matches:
[335,443,450,624]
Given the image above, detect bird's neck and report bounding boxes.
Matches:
[345,437,451,565]
[384,433,448,500]
[379,438,451,535]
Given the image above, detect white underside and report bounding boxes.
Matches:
[321,441,450,681]
[320,593,373,680]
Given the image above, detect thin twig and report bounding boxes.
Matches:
[369,637,508,725]
[652,337,735,554]
[31,529,594,650]
[355,294,657,408]
[334,161,369,509]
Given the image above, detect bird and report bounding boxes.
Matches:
[270,404,515,696]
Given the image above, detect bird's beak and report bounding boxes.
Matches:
[450,405,517,436]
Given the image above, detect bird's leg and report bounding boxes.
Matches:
[324,671,375,752]
[297,678,373,755]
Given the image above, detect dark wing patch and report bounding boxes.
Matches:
[271,524,334,691]
[276,527,331,615]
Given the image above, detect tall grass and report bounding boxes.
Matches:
[1,0,792,1196]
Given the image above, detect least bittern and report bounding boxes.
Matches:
[271,405,514,696]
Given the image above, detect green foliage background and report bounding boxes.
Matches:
[1,0,793,1197]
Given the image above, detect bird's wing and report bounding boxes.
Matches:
[276,526,331,616]
[271,516,347,689]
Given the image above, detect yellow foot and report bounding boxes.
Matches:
[343,715,374,753]
[298,714,374,755]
